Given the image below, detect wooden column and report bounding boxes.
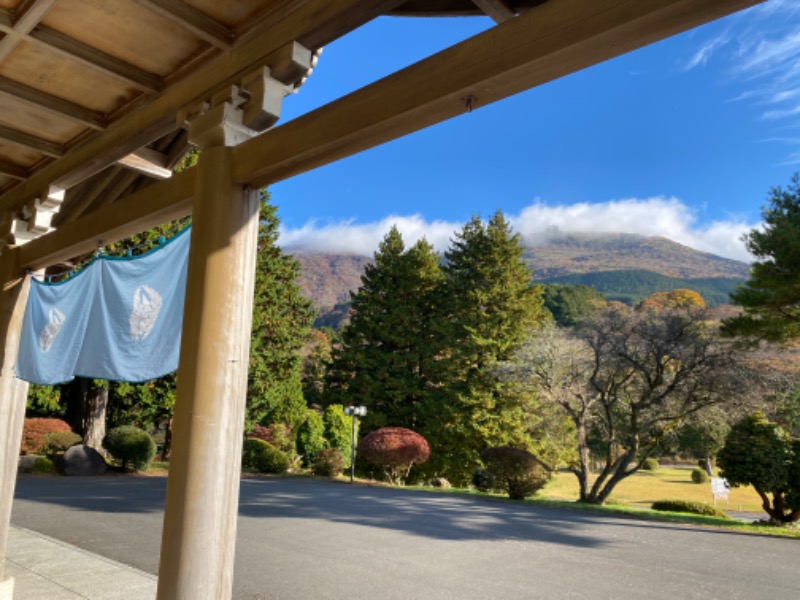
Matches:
[156,146,259,600]
[0,253,31,600]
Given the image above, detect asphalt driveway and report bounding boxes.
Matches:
[11,476,799,599]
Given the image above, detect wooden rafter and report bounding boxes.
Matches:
[0,77,107,130]
[0,161,28,180]
[28,26,162,93]
[0,0,56,63]
[472,0,516,23]
[133,0,233,49]
[117,148,173,180]
[0,0,405,213]
[0,0,162,94]
[0,124,62,157]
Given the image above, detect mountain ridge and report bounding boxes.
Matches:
[291,232,750,313]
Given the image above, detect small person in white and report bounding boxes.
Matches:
[129,285,163,342]
[38,308,65,352]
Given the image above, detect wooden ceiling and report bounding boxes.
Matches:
[0,0,763,259]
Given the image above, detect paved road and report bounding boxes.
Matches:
[11,476,799,600]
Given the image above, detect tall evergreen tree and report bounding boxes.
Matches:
[246,195,314,430]
[324,227,443,432]
[723,174,800,342]
[423,211,547,483]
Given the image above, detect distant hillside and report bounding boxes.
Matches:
[292,253,370,310]
[544,270,743,307]
[291,232,751,323]
[526,232,749,280]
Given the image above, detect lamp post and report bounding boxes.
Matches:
[344,405,367,483]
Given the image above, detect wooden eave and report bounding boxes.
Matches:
[0,0,764,268]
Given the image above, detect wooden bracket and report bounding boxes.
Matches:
[177,44,308,149]
[3,186,65,247]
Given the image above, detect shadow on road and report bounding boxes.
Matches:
[15,475,773,552]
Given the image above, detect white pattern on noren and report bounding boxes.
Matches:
[130,285,163,342]
[38,308,65,352]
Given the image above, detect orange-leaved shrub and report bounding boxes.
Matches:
[21,418,72,455]
[357,427,430,484]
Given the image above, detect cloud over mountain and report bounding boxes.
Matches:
[279,196,756,262]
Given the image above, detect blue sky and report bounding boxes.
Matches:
[271,0,800,262]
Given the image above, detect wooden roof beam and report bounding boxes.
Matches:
[0,162,28,180]
[133,0,233,49]
[0,0,403,213]
[0,77,107,130]
[28,26,162,93]
[233,0,763,189]
[0,0,55,62]
[17,168,195,270]
[472,0,516,24]
[117,148,173,180]
[0,124,62,157]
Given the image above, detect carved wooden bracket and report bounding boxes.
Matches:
[178,42,311,150]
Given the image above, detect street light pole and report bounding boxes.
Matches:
[344,406,366,484]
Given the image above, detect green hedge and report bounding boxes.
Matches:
[651,499,730,519]
[242,438,290,474]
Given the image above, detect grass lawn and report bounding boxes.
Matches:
[540,465,764,513]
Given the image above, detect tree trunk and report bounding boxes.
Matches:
[62,377,107,452]
[161,417,173,461]
[574,422,592,502]
[63,378,89,435]
[84,386,108,451]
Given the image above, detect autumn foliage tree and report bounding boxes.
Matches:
[509,304,747,504]
[638,289,706,311]
[357,427,430,484]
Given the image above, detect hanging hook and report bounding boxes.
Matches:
[462,95,478,113]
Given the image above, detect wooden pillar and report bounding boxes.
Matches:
[156,146,259,600]
[0,253,31,600]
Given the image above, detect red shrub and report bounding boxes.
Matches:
[248,423,294,454]
[357,427,430,484]
[21,418,72,455]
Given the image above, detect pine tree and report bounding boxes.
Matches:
[246,194,314,430]
[423,211,547,484]
[723,174,800,342]
[324,226,443,432]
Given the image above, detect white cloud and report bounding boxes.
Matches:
[279,214,460,256]
[686,7,800,161]
[279,197,756,263]
[685,34,729,70]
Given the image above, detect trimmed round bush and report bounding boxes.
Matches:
[651,499,730,519]
[312,448,346,477]
[31,456,57,474]
[103,425,156,471]
[242,438,290,474]
[44,431,83,455]
[472,468,495,492]
[480,446,550,500]
[21,418,72,454]
[691,467,709,484]
[640,457,659,471]
[357,427,430,484]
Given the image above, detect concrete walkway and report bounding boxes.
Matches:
[4,526,155,600]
